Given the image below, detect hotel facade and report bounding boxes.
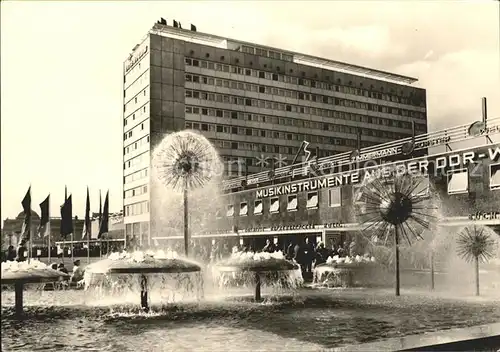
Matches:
[123,21,428,246]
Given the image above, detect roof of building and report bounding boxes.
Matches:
[146,23,418,85]
[16,210,40,220]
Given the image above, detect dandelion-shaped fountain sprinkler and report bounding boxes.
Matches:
[153,130,221,257]
[355,172,437,296]
[82,131,218,313]
[456,226,496,296]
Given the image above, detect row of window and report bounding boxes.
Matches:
[185,89,423,126]
[124,135,150,155]
[185,113,412,142]
[222,188,341,217]
[124,200,149,217]
[124,221,149,237]
[445,164,500,194]
[124,100,148,127]
[124,185,148,199]
[124,151,148,170]
[185,104,424,133]
[124,168,148,184]
[124,70,150,102]
[240,45,294,62]
[184,58,425,105]
[220,167,500,217]
[209,136,358,155]
[124,88,149,117]
[185,73,424,119]
[124,120,148,141]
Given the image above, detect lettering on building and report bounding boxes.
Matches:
[323,222,343,229]
[468,212,500,221]
[467,121,500,137]
[414,136,451,149]
[256,173,360,198]
[254,146,500,198]
[351,147,399,162]
[270,224,315,231]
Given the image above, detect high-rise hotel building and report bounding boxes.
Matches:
[122,21,428,245]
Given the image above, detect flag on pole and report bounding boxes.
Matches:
[98,190,102,227]
[60,194,74,239]
[38,195,50,237]
[21,186,32,241]
[82,187,91,239]
[98,191,109,238]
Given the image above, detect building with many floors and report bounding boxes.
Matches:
[123,20,428,245]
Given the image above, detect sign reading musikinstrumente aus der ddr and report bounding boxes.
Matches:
[255,145,500,199]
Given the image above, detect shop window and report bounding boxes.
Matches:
[287,195,298,211]
[254,200,263,215]
[328,188,341,207]
[490,163,500,190]
[270,197,280,213]
[226,204,235,217]
[239,202,248,216]
[353,186,364,204]
[447,169,468,195]
[306,192,319,209]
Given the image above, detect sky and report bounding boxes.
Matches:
[1,0,499,220]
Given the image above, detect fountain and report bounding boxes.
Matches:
[1,260,69,315]
[317,172,437,295]
[456,225,497,296]
[83,250,203,312]
[83,130,221,311]
[213,251,303,301]
[313,254,384,288]
[152,130,222,257]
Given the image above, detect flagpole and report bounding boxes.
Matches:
[28,215,32,264]
[99,190,102,259]
[62,237,65,265]
[62,187,67,265]
[87,229,91,264]
[71,216,75,263]
[48,195,51,263]
[28,186,32,264]
[87,187,91,264]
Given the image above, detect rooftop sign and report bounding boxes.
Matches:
[125,45,148,73]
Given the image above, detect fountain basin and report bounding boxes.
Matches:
[84,250,202,275]
[1,260,70,285]
[83,251,204,311]
[314,260,389,288]
[1,260,70,316]
[215,260,299,273]
[84,258,201,274]
[1,268,70,285]
[214,251,300,272]
[213,252,303,301]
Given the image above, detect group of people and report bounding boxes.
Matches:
[2,243,85,286]
[286,238,361,273]
[185,236,365,275]
[49,259,85,285]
